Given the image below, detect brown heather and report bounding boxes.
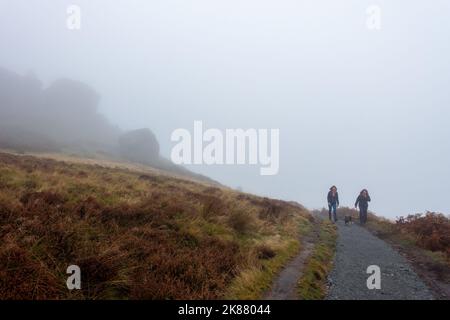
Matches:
[0,152,311,299]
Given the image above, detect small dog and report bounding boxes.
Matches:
[344,215,353,225]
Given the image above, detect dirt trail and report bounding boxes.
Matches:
[264,224,319,300]
[326,220,434,300]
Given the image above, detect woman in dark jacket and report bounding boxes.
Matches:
[327,186,339,222]
[355,189,371,224]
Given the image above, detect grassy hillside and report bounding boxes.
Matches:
[0,152,314,300]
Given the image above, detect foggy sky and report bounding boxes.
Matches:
[1,0,450,218]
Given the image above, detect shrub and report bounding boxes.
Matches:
[20,191,66,208]
[395,212,450,257]
[256,245,276,260]
[228,210,256,234]
[0,243,62,299]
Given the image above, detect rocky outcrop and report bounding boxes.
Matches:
[118,128,160,165]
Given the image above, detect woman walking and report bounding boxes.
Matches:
[327,186,339,222]
[355,189,371,224]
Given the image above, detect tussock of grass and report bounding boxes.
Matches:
[0,152,311,299]
[224,238,300,300]
[225,215,312,300]
[297,221,337,300]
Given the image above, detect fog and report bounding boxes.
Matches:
[1,0,449,218]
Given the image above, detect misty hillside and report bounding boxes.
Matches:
[0,152,314,299]
[0,67,213,184]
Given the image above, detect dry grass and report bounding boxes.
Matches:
[0,152,311,300]
[297,220,337,300]
[394,213,450,257]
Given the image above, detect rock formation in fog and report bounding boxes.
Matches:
[0,67,218,184]
[0,67,155,159]
[42,78,120,150]
[118,128,160,165]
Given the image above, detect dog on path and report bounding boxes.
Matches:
[344,215,353,225]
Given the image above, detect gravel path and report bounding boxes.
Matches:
[326,220,434,300]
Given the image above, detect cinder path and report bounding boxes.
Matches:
[326,220,434,300]
[264,226,318,300]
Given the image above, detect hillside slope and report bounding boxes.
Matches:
[0,152,313,299]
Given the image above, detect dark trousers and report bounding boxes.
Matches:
[359,206,368,224]
[328,203,337,222]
